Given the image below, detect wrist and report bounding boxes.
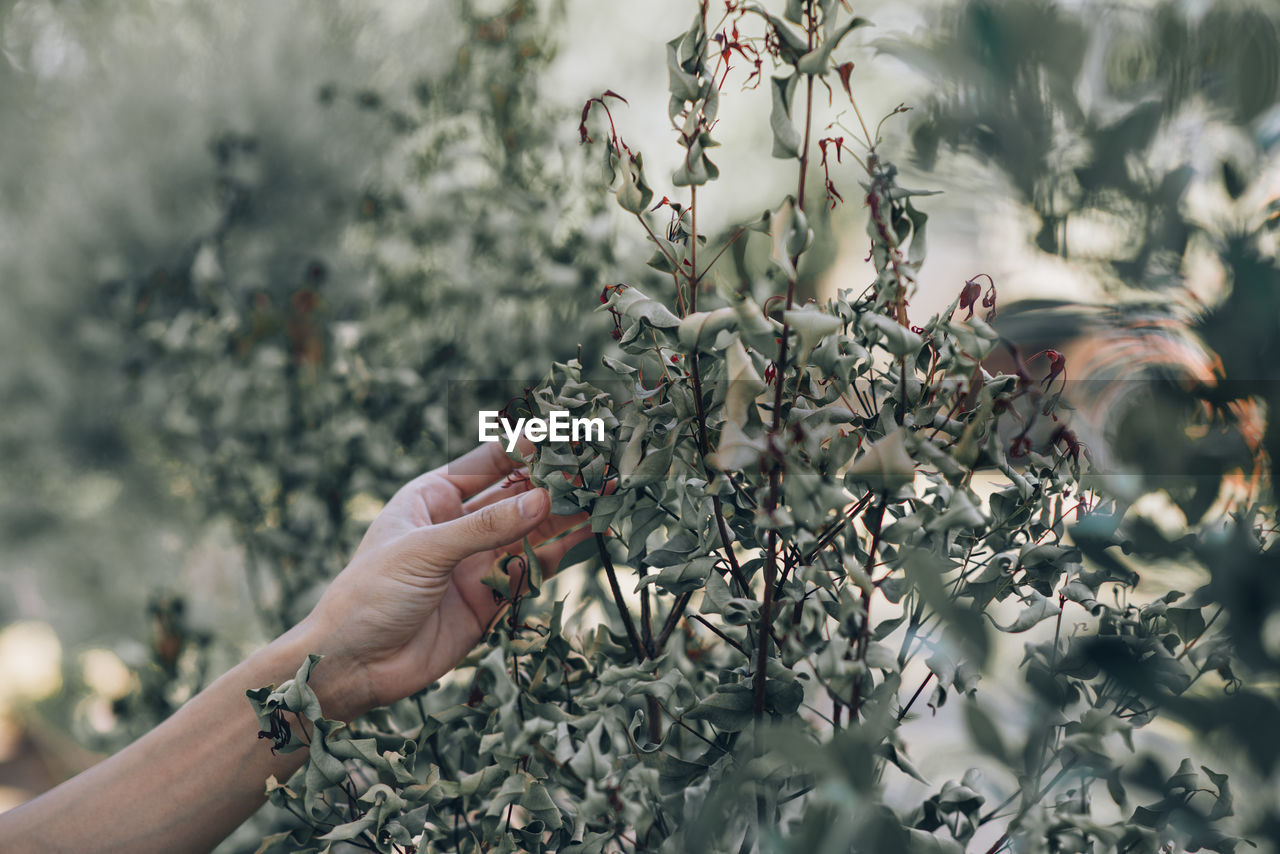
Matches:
[264,618,374,723]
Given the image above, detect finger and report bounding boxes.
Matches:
[467,523,594,610]
[434,437,535,501]
[403,488,551,570]
[460,453,619,514]
[461,470,532,515]
[499,510,592,556]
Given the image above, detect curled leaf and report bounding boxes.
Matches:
[845,429,915,491]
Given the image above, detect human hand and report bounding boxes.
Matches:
[296,441,591,718]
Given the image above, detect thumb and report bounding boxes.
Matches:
[413,488,551,569]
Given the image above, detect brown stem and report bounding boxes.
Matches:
[753,528,780,717]
[982,833,1010,854]
[595,533,646,661]
[755,1,819,720]
[850,496,888,720]
[689,613,752,658]
[656,590,695,652]
[690,184,698,313]
[639,570,655,658]
[645,693,663,744]
[712,495,748,593]
[803,491,874,563]
[896,671,934,722]
[979,756,1078,826]
[691,225,749,290]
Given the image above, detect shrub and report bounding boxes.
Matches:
[251,2,1261,852]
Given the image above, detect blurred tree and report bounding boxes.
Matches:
[889,0,1280,288]
[888,0,1280,844]
[0,1,622,847]
[0,0,622,636]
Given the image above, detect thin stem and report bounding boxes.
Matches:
[896,671,934,722]
[690,613,752,658]
[848,90,874,150]
[691,225,749,289]
[982,832,1011,854]
[713,495,749,593]
[646,693,663,744]
[639,571,655,658]
[755,531,781,716]
[656,590,695,652]
[1175,606,1222,660]
[850,496,888,720]
[636,214,681,281]
[690,184,699,312]
[755,0,818,719]
[595,533,647,661]
[803,491,874,563]
[979,755,1078,826]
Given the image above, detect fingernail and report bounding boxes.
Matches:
[519,489,547,519]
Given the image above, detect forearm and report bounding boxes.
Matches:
[0,620,364,854]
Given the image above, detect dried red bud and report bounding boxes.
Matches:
[959,279,981,319]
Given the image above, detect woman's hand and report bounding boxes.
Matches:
[298,440,591,718]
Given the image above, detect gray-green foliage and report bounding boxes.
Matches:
[252,3,1259,852]
[1,0,614,847]
[91,0,619,636]
[889,0,1280,290]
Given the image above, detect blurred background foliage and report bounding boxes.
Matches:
[0,0,629,826]
[1,0,1279,850]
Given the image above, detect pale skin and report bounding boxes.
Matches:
[0,440,592,854]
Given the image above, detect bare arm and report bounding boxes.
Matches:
[0,442,589,854]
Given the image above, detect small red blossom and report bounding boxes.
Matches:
[1042,348,1066,389]
[1050,425,1084,466]
[837,62,856,103]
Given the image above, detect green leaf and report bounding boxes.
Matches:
[783,306,841,360]
[744,4,809,63]
[666,35,701,102]
[626,428,677,487]
[556,533,600,573]
[1166,607,1206,643]
[769,75,803,159]
[685,685,754,731]
[964,701,1008,763]
[1201,765,1234,821]
[678,307,738,351]
[316,816,375,843]
[904,199,929,265]
[522,535,543,597]
[796,16,870,75]
[600,284,681,329]
[995,590,1059,633]
[845,429,915,491]
[861,312,924,357]
[615,154,653,214]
